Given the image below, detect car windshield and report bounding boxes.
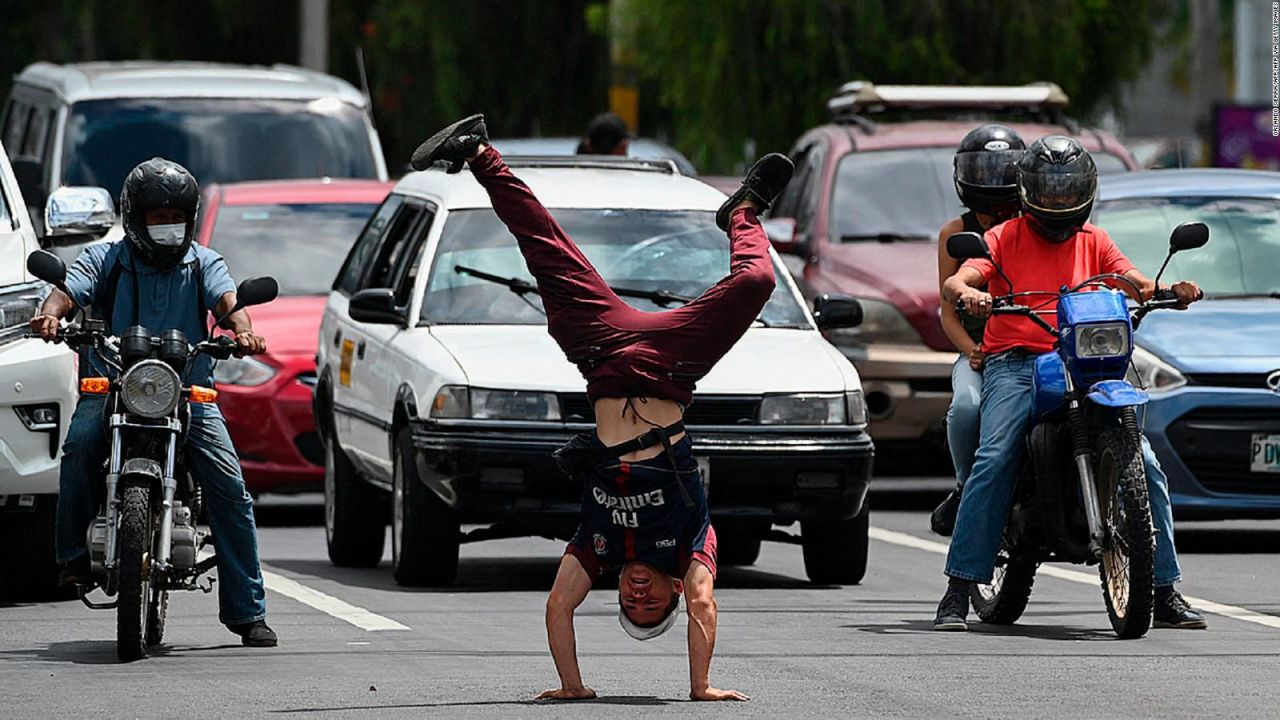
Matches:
[831,147,1129,241]
[61,98,379,193]
[421,209,809,327]
[1095,196,1280,297]
[210,203,378,296]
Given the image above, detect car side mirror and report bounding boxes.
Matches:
[348,288,404,325]
[761,216,806,256]
[813,294,862,330]
[45,186,115,243]
[1169,221,1209,253]
[946,232,990,261]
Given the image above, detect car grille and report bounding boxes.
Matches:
[1186,373,1278,390]
[557,394,760,426]
[1166,407,1280,495]
[293,431,324,466]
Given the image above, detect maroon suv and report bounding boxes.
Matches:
[767,83,1136,449]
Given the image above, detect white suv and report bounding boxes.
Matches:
[314,157,874,587]
[0,141,77,598]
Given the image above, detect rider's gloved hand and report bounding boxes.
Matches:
[958,288,994,319]
[233,330,267,356]
[1168,280,1202,309]
[29,314,59,342]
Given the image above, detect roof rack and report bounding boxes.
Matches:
[497,155,680,175]
[828,81,1069,116]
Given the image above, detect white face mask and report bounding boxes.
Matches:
[148,223,186,247]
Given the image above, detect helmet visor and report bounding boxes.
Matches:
[955,150,1021,189]
[1020,169,1097,216]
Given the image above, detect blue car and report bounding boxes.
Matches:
[1095,169,1280,520]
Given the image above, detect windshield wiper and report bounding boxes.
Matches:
[454,265,771,326]
[839,233,931,243]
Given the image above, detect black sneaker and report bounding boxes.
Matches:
[1153,586,1207,629]
[228,620,279,647]
[715,153,794,231]
[933,582,970,631]
[410,114,489,173]
[930,485,963,537]
[57,554,93,588]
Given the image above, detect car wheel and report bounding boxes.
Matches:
[0,496,68,601]
[716,531,762,567]
[801,504,869,585]
[391,427,459,587]
[324,430,385,567]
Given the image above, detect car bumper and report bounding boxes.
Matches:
[218,369,323,494]
[1144,386,1280,520]
[843,343,954,441]
[0,338,76,496]
[408,421,874,527]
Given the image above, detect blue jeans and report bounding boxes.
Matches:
[945,352,1182,586]
[56,395,267,625]
[947,356,983,487]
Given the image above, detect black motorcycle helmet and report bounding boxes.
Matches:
[120,157,200,269]
[1017,135,1097,242]
[953,124,1026,218]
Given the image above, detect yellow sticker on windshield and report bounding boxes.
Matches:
[339,339,355,387]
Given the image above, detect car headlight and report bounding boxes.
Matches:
[211,356,277,386]
[759,393,846,425]
[1126,346,1186,393]
[1075,322,1129,358]
[120,360,181,418]
[845,390,868,426]
[430,385,561,421]
[824,298,921,348]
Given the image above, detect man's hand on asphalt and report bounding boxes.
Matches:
[958,288,994,319]
[535,686,597,701]
[234,330,267,356]
[691,687,750,702]
[29,315,59,342]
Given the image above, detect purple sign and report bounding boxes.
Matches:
[1214,105,1280,169]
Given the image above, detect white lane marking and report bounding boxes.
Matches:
[261,569,410,632]
[868,526,1280,630]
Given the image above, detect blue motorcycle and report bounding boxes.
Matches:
[946,221,1208,639]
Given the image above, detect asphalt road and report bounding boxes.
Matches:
[2,491,1279,719]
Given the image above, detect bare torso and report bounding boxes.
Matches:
[593,397,686,462]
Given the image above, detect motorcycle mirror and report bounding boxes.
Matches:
[212,276,279,329]
[946,232,990,260]
[1169,221,1209,253]
[27,250,67,288]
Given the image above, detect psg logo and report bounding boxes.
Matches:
[593,533,608,555]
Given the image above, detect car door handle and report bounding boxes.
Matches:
[333,330,343,348]
[357,340,367,359]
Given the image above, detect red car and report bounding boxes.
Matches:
[196,179,394,494]
[767,83,1137,451]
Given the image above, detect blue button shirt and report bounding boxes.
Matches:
[65,241,236,414]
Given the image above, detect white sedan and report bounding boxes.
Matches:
[314,157,873,587]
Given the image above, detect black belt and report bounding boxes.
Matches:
[553,421,694,507]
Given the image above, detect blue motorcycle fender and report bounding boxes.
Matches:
[1086,379,1149,407]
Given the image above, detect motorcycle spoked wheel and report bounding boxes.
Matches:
[970,548,1038,625]
[1095,411,1155,639]
[116,485,153,662]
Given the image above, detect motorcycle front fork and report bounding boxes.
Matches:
[95,418,179,574]
[1063,375,1105,560]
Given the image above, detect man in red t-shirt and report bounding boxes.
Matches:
[932,136,1206,632]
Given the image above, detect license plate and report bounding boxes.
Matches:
[1250,433,1280,473]
[696,456,711,493]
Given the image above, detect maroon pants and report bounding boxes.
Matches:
[469,147,775,405]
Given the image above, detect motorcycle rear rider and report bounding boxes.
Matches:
[931,124,1026,536]
[29,158,278,647]
[934,136,1206,632]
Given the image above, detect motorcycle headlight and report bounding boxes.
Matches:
[823,298,921,350]
[430,385,561,421]
[759,393,846,425]
[211,356,277,387]
[1126,346,1186,393]
[120,360,181,418]
[1075,322,1129,358]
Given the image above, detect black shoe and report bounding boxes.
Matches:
[410,114,489,173]
[1153,586,1207,629]
[933,582,970,631]
[715,153,795,231]
[58,555,93,588]
[930,485,962,537]
[228,620,279,647]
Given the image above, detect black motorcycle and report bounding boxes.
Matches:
[27,250,277,661]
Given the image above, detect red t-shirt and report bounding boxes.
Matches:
[962,217,1136,355]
